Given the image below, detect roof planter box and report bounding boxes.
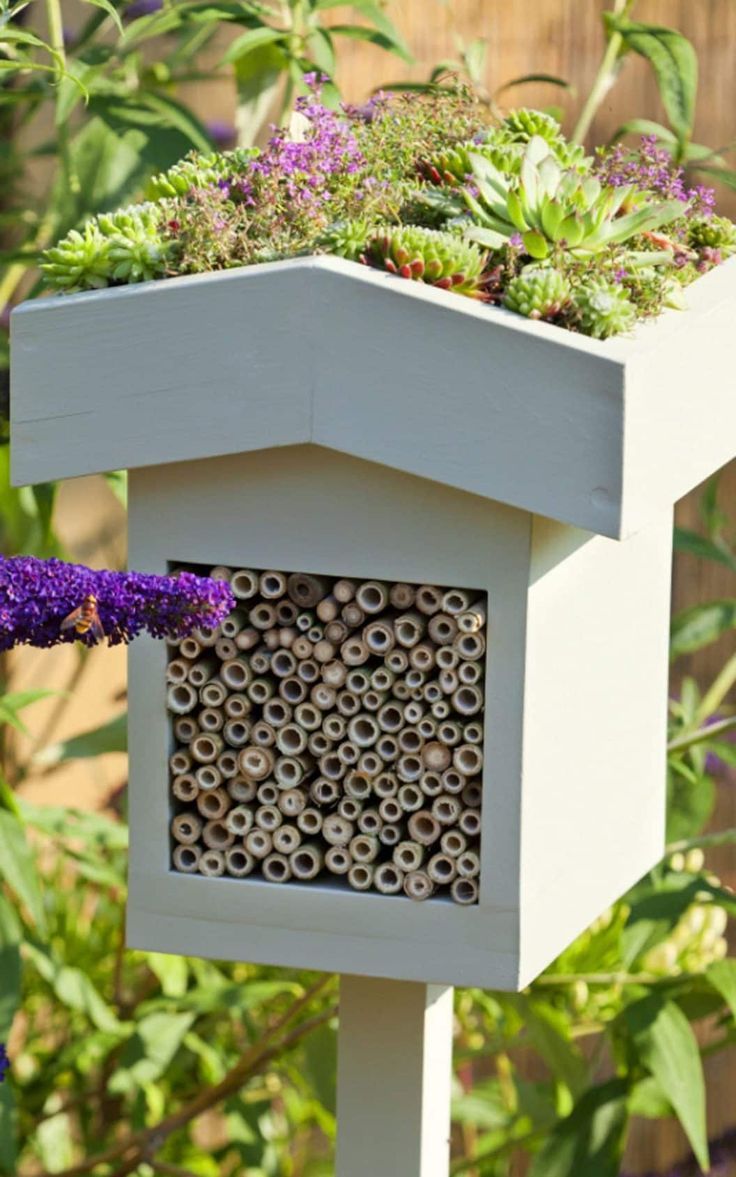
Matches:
[10,253,736,989]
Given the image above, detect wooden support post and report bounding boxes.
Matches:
[336,975,454,1177]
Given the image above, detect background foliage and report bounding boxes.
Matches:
[2,2,736,1174]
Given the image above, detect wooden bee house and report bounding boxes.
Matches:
[10,255,736,996]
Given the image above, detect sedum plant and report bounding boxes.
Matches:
[41,89,736,340]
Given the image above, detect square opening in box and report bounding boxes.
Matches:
[167,566,486,904]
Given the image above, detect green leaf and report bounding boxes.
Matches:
[0,1082,17,1175]
[628,1076,673,1119]
[706,958,736,1020]
[329,23,412,62]
[317,0,410,54]
[108,1011,197,1093]
[528,1079,628,1177]
[308,27,336,76]
[622,877,700,966]
[610,118,676,145]
[514,998,587,1097]
[611,20,697,146]
[39,712,127,766]
[0,896,21,1039]
[670,600,736,659]
[104,470,128,508]
[0,809,46,932]
[623,996,708,1170]
[674,527,736,574]
[24,943,124,1035]
[81,0,123,34]
[695,165,736,193]
[222,26,286,65]
[494,73,573,99]
[666,764,715,844]
[0,688,57,736]
[146,952,189,997]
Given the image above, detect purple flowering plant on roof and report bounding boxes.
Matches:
[0,556,233,651]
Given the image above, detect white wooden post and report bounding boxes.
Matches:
[335,975,454,1177]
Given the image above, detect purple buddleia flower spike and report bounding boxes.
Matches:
[0,1044,9,1083]
[0,557,234,651]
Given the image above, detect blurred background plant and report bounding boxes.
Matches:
[2,1,736,1174]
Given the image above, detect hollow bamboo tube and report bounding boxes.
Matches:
[173,716,199,743]
[458,661,483,687]
[323,814,354,846]
[199,707,224,734]
[251,721,276,747]
[228,777,257,803]
[333,578,356,603]
[274,754,311,788]
[245,829,272,859]
[459,810,481,838]
[451,877,479,905]
[203,820,235,851]
[404,671,425,692]
[394,841,424,872]
[191,734,223,765]
[167,682,198,715]
[170,748,192,775]
[403,700,424,725]
[210,565,233,583]
[386,650,409,675]
[397,784,423,813]
[280,676,308,705]
[235,627,260,652]
[337,800,360,826]
[220,608,247,638]
[341,602,365,629]
[421,742,451,772]
[439,669,458,696]
[199,849,226,877]
[195,765,222,792]
[389,581,415,609]
[196,787,230,820]
[428,854,456,885]
[308,730,332,757]
[348,863,374,891]
[347,714,379,749]
[432,795,462,827]
[248,678,274,706]
[440,588,472,615]
[349,834,379,864]
[224,693,251,719]
[263,698,292,730]
[271,649,297,678]
[463,721,483,745]
[263,852,292,883]
[225,847,256,878]
[418,717,437,740]
[408,811,441,846]
[415,585,443,616]
[345,771,372,801]
[431,699,450,720]
[343,668,367,695]
[451,686,483,718]
[255,804,283,833]
[290,842,323,880]
[297,658,320,684]
[441,768,465,795]
[201,680,228,709]
[258,782,279,805]
[454,631,486,661]
[379,824,401,847]
[296,613,314,634]
[339,636,369,667]
[376,735,399,763]
[461,782,483,809]
[220,658,252,691]
[337,741,359,768]
[408,642,435,673]
[215,637,238,661]
[435,646,459,672]
[231,569,259,600]
[358,750,383,778]
[437,721,462,747]
[374,862,405,895]
[276,723,308,755]
[179,635,202,661]
[377,702,404,733]
[422,682,442,705]
[355,580,389,615]
[249,650,272,676]
[453,744,483,777]
[441,830,467,858]
[226,805,254,836]
[297,808,323,836]
[193,624,219,649]
[171,813,202,845]
[457,599,487,632]
[378,797,403,824]
[287,573,328,609]
[374,772,399,798]
[310,777,340,806]
[167,657,191,685]
[279,788,307,818]
[336,691,361,719]
[404,870,434,901]
[363,620,395,657]
[428,613,458,646]
[308,624,325,643]
[259,570,287,599]
[325,620,348,645]
[323,714,347,739]
[188,658,219,688]
[325,845,352,875]
[276,600,299,625]
[238,746,274,781]
[273,824,301,854]
[217,750,239,779]
[310,683,336,711]
[357,808,382,836]
[455,849,481,879]
[394,613,425,648]
[173,844,201,873]
[172,773,199,803]
[397,755,423,783]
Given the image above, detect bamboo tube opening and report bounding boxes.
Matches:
[458,661,483,686]
[437,722,462,747]
[216,637,238,661]
[323,814,354,846]
[341,602,364,629]
[259,570,287,600]
[379,824,401,847]
[325,620,348,644]
[358,750,383,778]
[220,609,247,638]
[311,778,340,806]
[394,841,423,872]
[350,835,379,864]
[374,863,404,895]
[173,844,201,873]
[454,744,483,776]
[171,814,202,845]
[195,765,222,792]
[457,601,486,633]
[296,658,320,685]
[167,658,191,685]
[348,863,374,890]
[395,613,424,647]
[459,810,482,838]
[319,752,345,782]
[308,730,332,756]
[217,751,239,779]
[224,693,251,719]
[428,613,458,645]
[226,848,255,877]
[280,676,307,704]
[231,569,259,600]
[442,589,473,615]
[423,683,442,705]
[251,721,276,747]
[397,784,423,813]
[418,717,437,740]
[456,851,481,879]
[247,678,274,705]
[245,829,272,859]
[220,659,251,691]
[370,667,393,691]
[325,846,352,875]
[385,649,408,674]
[290,844,323,879]
[279,788,307,817]
[271,649,297,678]
[172,774,199,803]
[431,699,451,720]
[188,660,218,692]
[409,643,435,673]
[455,632,486,660]
[262,853,291,883]
[276,723,308,755]
[170,749,192,775]
[452,878,479,905]
[197,787,229,819]
[255,804,283,833]
[404,870,434,901]
[308,626,325,645]
[201,681,227,708]
[297,808,323,835]
[408,811,441,846]
[173,716,199,743]
[347,715,379,748]
[168,683,198,715]
[339,797,362,822]
[294,702,322,731]
[441,768,465,794]
[428,854,456,884]
[295,616,313,636]
[191,734,223,764]
[364,620,395,656]
[398,728,422,754]
[358,808,382,835]
[340,637,369,667]
[249,651,271,676]
[263,698,292,729]
[345,772,372,800]
[310,684,336,712]
[463,721,484,744]
[376,735,399,763]
[273,824,301,854]
[251,603,277,632]
[228,777,257,803]
[377,703,403,733]
[344,668,368,695]
[179,636,202,660]
[235,627,260,652]
[433,796,462,826]
[203,820,234,850]
[322,712,346,739]
[276,600,299,625]
[336,691,360,718]
[404,670,425,691]
[378,797,402,824]
[199,707,224,733]
[441,830,467,858]
[415,585,443,616]
[355,580,388,615]
[374,772,399,798]
[257,782,279,805]
[337,741,359,767]
[461,782,483,809]
[439,669,459,695]
[435,647,459,672]
[274,755,308,788]
[238,747,273,781]
[226,805,254,836]
[199,850,226,877]
[403,701,424,725]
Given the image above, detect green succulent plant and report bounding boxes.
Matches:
[97,204,174,284]
[319,218,374,261]
[503,265,570,320]
[688,214,736,253]
[146,148,258,201]
[574,278,637,339]
[463,136,684,259]
[494,108,587,170]
[365,225,487,297]
[40,222,112,291]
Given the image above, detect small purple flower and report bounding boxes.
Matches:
[0,557,234,651]
[0,1044,9,1083]
[509,233,524,248]
[613,267,628,283]
[125,0,162,18]
[206,121,237,150]
[594,135,715,217]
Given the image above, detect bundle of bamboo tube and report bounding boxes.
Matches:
[168,567,486,904]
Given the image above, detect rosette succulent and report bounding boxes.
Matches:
[41,222,112,291]
[43,205,174,291]
[146,147,258,201]
[688,214,736,253]
[573,278,637,339]
[503,266,570,320]
[364,226,487,297]
[319,218,373,261]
